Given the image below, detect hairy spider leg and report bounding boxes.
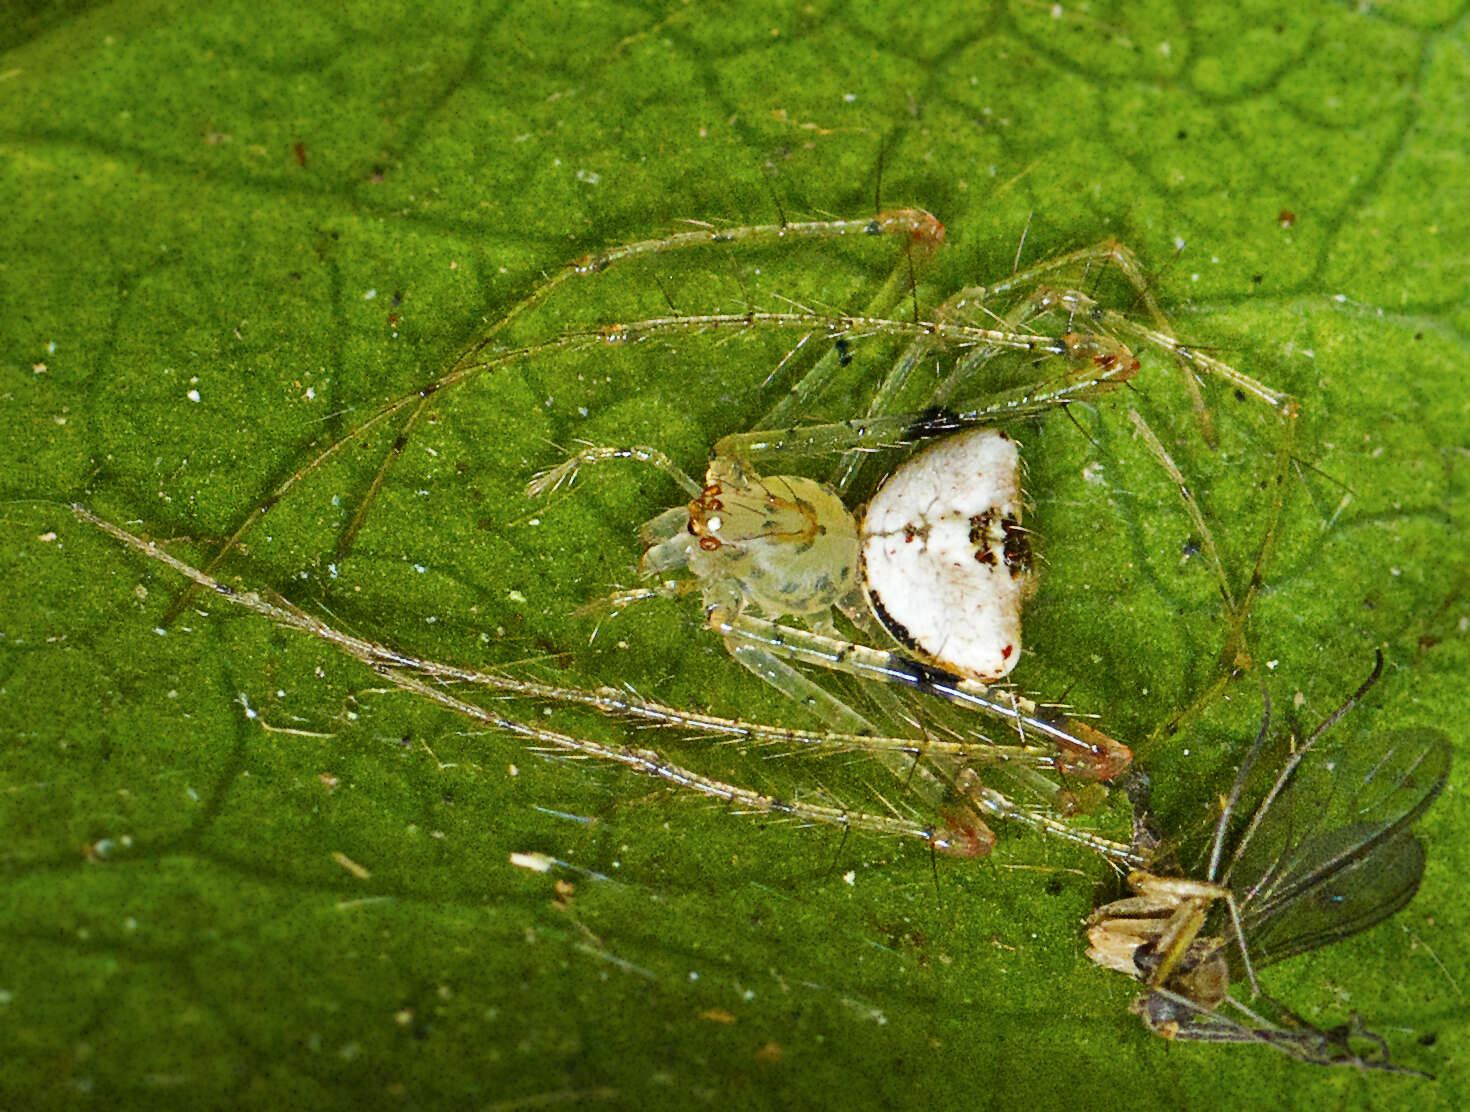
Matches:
[705,610,1130,780]
[162,305,1107,625]
[598,508,1102,820]
[1038,290,1294,415]
[80,505,1147,862]
[1125,405,1297,749]
[825,272,1091,494]
[165,209,947,625]
[829,235,1291,499]
[955,239,1217,440]
[526,330,1137,500]
[350,211,947,560]
[824,236,1222,493]
[736,213,946,433]
[103,507,1069,774]
[755,235,1190,442]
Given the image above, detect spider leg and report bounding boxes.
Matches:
[724,636,999,856]
[1040,288,1295,416]
[754,212,946,431]
[713,349,1135,467]
[347,208,946,571]
[78,505,992,857]
[526,444,703,499]
[969,238,1216,441]
[706,606,1132,783]
[826,273,1084,492]
[719,611,1143,861]
[164,211,944,616]
[1131,399,1299,746]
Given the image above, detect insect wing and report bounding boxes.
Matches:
[1241,829,1427,968]
[1228,728,1450,969]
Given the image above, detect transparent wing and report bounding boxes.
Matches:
[1240,830,1426,968]
[1226,728,1451,969]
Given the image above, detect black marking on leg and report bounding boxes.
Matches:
[905,405,961,442]
[890,654,961,696]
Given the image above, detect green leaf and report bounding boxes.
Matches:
[2,1,1466,1109]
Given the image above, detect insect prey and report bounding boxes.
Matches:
[1087,653,1451,1073]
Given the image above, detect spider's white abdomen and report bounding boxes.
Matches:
[859,428,1028,682]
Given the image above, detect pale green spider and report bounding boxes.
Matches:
[143,206,1293,856]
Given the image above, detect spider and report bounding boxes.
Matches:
[1086,652,1451,1073]
[142,206,1294,855]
